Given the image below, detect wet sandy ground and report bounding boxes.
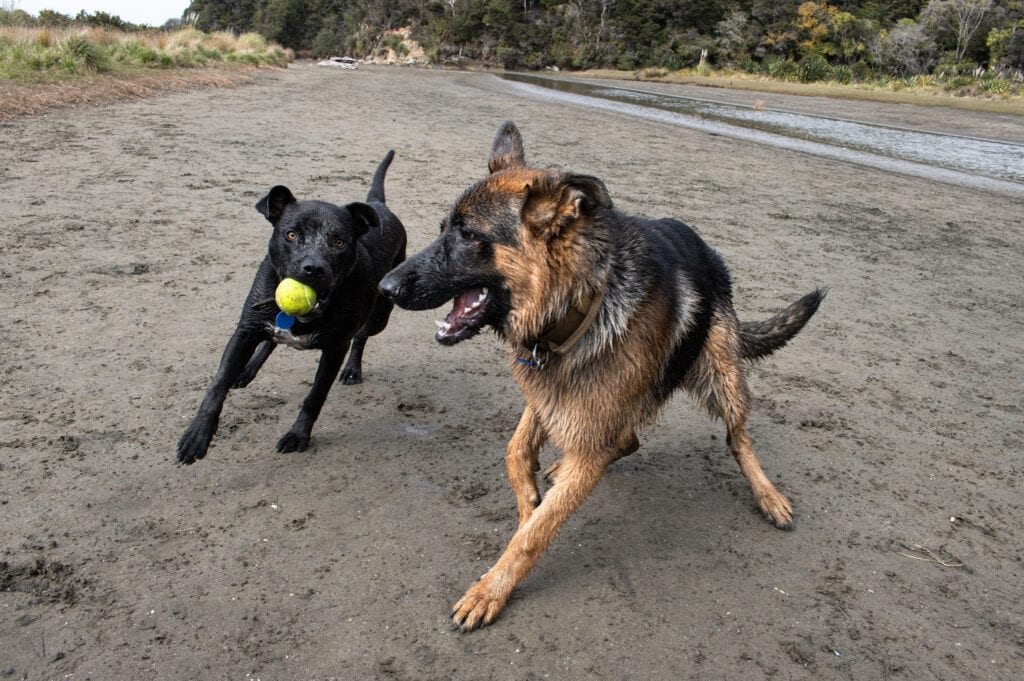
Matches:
[1,64,1022,680]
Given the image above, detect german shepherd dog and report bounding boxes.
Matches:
[379,122,823,631]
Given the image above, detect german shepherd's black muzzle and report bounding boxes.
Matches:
[379,231,509,346]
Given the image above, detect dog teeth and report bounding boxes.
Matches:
[478,289,488,302]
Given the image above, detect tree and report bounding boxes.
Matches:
[921,0,993,60]
[830,10,874,63]
[37,10,73,27]
[987,18,1024,67]
[873,17,937,72]
[795,1,840,55]
[717,10,758,62]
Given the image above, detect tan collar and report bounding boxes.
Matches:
[529,285,606,356]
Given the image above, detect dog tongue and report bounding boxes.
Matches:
[438,288,486,340]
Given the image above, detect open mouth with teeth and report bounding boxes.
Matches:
[436,287,491,345]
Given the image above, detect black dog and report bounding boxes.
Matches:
[177,152,406,465]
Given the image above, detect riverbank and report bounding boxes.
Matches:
[1,64,1021,679]
[581,67,1024,116]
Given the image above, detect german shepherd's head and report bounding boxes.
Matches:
[379,121,613,346]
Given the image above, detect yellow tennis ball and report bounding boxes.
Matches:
[275,278,317,316]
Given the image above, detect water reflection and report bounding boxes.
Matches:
[500,73,1024,195]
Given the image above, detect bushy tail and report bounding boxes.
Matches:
[740,289,826,361]
[367,150,395,203]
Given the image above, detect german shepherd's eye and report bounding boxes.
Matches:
[459,225,480,242]
[285,230,298,241]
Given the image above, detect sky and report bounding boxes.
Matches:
[10,1,191,27]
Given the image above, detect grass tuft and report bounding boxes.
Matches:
[0,26,291,82]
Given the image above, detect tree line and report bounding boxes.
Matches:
[6,2,1023,80]
[183,0,1023,77]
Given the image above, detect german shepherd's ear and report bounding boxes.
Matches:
[488,121,526,174]
[256,185,296,224]
[345,201,379,238]
[522,173,612,240]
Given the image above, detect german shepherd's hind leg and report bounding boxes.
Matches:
[453,446,618,631]
[506,407,547,526]
[686,312,794,529]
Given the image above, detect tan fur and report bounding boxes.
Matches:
[683,312,793,526]
[451,154,796,632]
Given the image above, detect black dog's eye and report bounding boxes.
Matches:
[285,230,298,241]
[334,238,345,248]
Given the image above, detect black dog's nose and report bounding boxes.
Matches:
[378,272,401,301]
[301,262,325,277]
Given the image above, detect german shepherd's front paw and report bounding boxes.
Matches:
[276,431,310,453]
[757,490,794,530]
[451,577,510,632]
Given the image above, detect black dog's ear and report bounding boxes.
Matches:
[346,202,379,238]
[488,121,526,174]
[256,185,296,224]
[522,173,612,240]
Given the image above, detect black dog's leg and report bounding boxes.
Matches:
[277,346,348,453]
[339,294,396,385]
[178,331,262,464]
[338,337,365,385]
[234,341,275,388]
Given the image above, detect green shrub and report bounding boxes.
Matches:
[798,54,829,82]
[59,34,107,72]
[740,57,760,74]
[850,60,872,81]
[766,56,798,81]
[138,46,160,63]
[945,75,974,89]
[829,64,852,83]
[616,51,639,71]
[979,78,1012,95]
[496,46,521,69]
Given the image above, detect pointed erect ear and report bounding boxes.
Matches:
[488,120,526,174]
[521,173,612,240]
[255,185,296,224]
[346,202,379,238]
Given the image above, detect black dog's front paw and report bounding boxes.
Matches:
[177,421,215,465]
[276,431,310,453]
[338,365,362,385]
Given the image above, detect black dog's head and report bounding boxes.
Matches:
[257,186,379,308]
[378,121,611,346]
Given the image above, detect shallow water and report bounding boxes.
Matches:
[500,74,1024,195]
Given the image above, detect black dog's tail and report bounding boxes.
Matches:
[740,289,826,361]
[367,150,395,204]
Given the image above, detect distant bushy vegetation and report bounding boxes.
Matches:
[0,10,290,81]
[181,0,1023,92]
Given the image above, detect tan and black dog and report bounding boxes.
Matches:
[379,122,824,631]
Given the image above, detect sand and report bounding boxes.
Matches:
[1,63,1022,680]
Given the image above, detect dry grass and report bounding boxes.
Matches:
[0,26,290,118]
[0,68,261,119]
[0,26,289,81]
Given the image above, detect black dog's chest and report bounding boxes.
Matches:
[263,307,352,351]
[269,323,319,350]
